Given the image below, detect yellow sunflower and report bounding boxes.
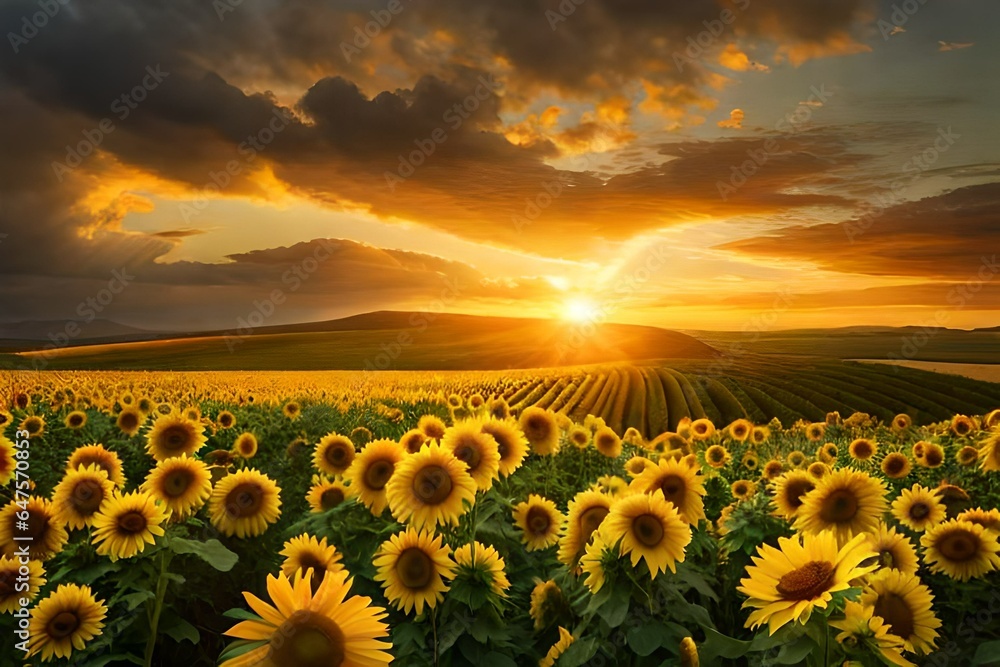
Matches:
[601,489,692,578]
[64,410,87,430]
[313,433,357,477]
[920,519,1000,581]
[0,555,45,613]
[234,432,258,459]
[738,531,876,635]
[881,452,912,480]
[867,523,919,576]
[849,438,878,462]
[957,507,1000,532]
[281,401,301,420]
[830,600,915,667]
[794,468,887,544]
[919,443,944,468]
[579,531,612,594]
[891,484,946,532]
[51,464,114,530]
[91,489,168,560]
[861,569,941,654]
[453,542,510,597]
[221,569,392,667]
[787,450,807,468]
[751,425,770,445]
[442,422,500,491]
[209,468,282,538]
[417,414,447,441]
[978,431,1000,471]
[731,479,758,501]
[481,419,529,477]
[27,583,107,662]
[705,444,731,468]
[892,413,913,432]
[540,627,575,667]
[807,462,829,479]
[385,442,476,529]
[145,413,207,462]
[67,444,125,487]
[818,443,839,464]
[0,434,17,487]
[306,478,351,513]
[344,439,405,516]
[689,418,716,440]
[742,451,760,472]
[141,455,213,518]
[115,407,144,437]
[0,496,68,561]
[20,415,44,438]
[593,427,622,458]
[216,410,236,430]
[373,528,456,615]
[350,426,373,446]
[529,580,565,631]
[518,407,560,456]
[805,422,826,442]
[763,459,785,481]
[400,429,427,454]
[558,490,614,567]
[956,445,979,466]
[728,419,753,442]
[568,425,591,449]
[625,455,653,478]
[629,456,706,525]
[512,494,564,551]
[950,414,975,437]
[279,533,344,586]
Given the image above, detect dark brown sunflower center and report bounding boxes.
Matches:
[775,561,835,600]
[72,479,105,514]
[163,470,193,498]
[324,444,351,466]
[633,514,664,547]
[658,475,686,506]
[364,460,395,490]
[160,425,192,451]
[47,611,80,639]
[853,442,873,458]
[453,441,482,472]
[396,547,433,589]
[272,611,346,667]
[404,435,425,453]
[909,502,931,520]
[526,507,552,535]
[119,413,138,430]
[937,530,979,562]
[320,488,345,509]
[0,570,16,596]
[219,415,233,427]
[525,417,551,440]
[297,553,327,577]
[925,449,943,466]
[733,426,747,437]
[874,592,915,640]
[227,483,264,518]
[23,511,49,541]
[117,510,148,534]
[493,435,509,459]
[734,483,749,496]
[578,506,609,541]
[413,465,453,505]
[68,414,84,426]
[884,456,906,476]
[819,489,858,523]
[708,449,724,462]
[25,418,42,434]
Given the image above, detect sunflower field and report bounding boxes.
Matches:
[1,371,1000,667]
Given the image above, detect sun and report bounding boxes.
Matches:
[563,297,601,323]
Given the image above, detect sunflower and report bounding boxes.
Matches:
[830,600,915,667]
[66,444,125,487]
[13,392,30,410]
[625,455,653,478]
[763,459,785,481]
[313,433,356,477]
[688,418,715,441]
[386,441,476,529]
[738,531,876,635]
[818,443,839,464]
[141,455,212,518]
[731,479,757,501]
[794,468,887,544]
[513,494,564,551]
[91,489,168,560]
[350,426,373,446]
[849,438,877,462]
[891,484,946,532]
[539,627,575,667]
[374,528,456,615]
[558,490,614,566]
[985,408,1000,429]
[216,410,236,429]
[20,415,45,438]
[978,431,1000,471]
[881,452,912,479]
[221,568,392,667]
[182,405,200,421]
[919,443,944,468]
[234,432,258,459]
[629,456,706,525]
[805,423,826,442]
[679,636,700,667]
[306,478,351,513]
[950,414,975,437]
[807,462,830,479]
[344,439,405,515]
[468,393,485,410]
[529,580,566,630]
[920,519,1000,581]
[447,393,463,409]
[596,475,629,497]
[400,428,427,454]
[51,464,114,530]
[568,425,590,449]
[442,422,500,490]
[114,407,144,437]
[957,507,1000,532]
[751,426,770,445]
[704,444,730,468]
[518,407,560,456]
[867,523,919,576]
[0,496,67,560]
[0,409,13,429]
[145,414,207,462]
[579,531,613,594]
[26,583,107,662]
[591,426,621,458]
[209,468,282,538]
[601,489,692,579]
[281,401,301,420]
[861,569,941,654]
[911,442,927,460]
[488,397,511,420]
[770,471,816,520]
[453,541,510,597]
[956,445,979,466]
[476,421,527,479]
[742,451,759,472]
[787,450,807,468]
[64,410,87,430]
[0,555,45,613]
[418,414,447,441]
[279,533,344,587]
[728,419,753,442]
[0,435,15,487]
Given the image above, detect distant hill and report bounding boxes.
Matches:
[0,319,162,352]
[11,311,718,371]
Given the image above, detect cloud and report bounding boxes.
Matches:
[717,108,745,129]
[938,41,974,52]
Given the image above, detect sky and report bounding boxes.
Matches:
[1,0,999,335]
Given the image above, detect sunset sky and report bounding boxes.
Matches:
[2,0,998,334]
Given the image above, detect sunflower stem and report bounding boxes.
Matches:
[144,549,172,667]
[431,606,439,666]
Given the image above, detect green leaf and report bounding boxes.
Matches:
[160,613,200,644]
[169,537,239,572]
[699,626,753,661]
[773,634,818,664]
[627,621,664,657]
[481,651,518,667]
[222,608,260,621]
[217,639,268,663]
[119,590,156,611]
[596,585,630,628]
[555,637,598,666]
[973,641,1000,665]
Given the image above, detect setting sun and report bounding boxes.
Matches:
[563,297,602,323]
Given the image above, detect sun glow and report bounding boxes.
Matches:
[563,297,601,323]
